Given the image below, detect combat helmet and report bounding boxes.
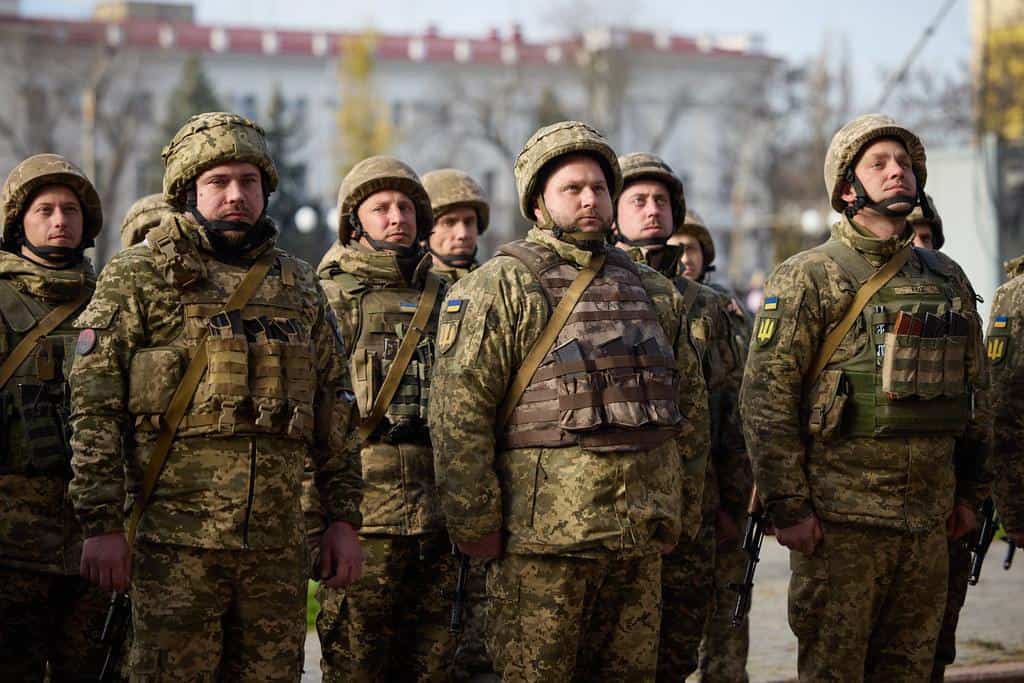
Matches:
[824,113,927,218]
[161,112,278,211]
[0,153,103,260]
[336,156,432,245]
[617,152,686,230]
[513,120,621,235]
[120,193,172,249]
[422,169,490,234]
[907,193,944,250]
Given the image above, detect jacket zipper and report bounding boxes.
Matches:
[243,438,256,549]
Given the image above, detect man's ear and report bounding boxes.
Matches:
[839,180,856,204]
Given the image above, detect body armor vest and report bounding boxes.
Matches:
[0,281,84,476]
[333,271,441,445]
[809,239,971,438]
[499,240,682,452]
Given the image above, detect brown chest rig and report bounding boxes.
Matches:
[498,240,683,452]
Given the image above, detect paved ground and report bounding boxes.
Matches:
[302,538,1024,682]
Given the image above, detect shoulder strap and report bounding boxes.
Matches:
[126,252,276,545]
[804,245,911,389]
[496,252,606,432]
[357,273,441,442]
[0,287,90,389]
[675,276,700,311]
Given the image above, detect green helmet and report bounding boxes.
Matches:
[907,193,944,250]
[422,168,490,234]
[120,193,172,249]
[514,120,622,223]
[617,152,686,230]
[824,113,926,214]
[161,112,278,210]
[675,208,716,269]
[0,153,103,249]
[336,156,432,245]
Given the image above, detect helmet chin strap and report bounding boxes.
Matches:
[186,186,269,256]
[21,240,82,268]
[537,196,609,251]
[844,169,918,219]
[349,214,419,258]
[429,245,477,269]
[616,231,669,248]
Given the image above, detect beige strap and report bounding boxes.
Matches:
[126,252,275,545]
[805,245,911,389]
[0,288,90,389]
[357,274,441,442]
[497,252,606,432]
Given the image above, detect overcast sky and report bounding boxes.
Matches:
[23,0,971,110]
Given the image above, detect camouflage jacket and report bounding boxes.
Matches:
[318,241,445,535]
[0,252,94,573]
[989,255,1024,533]
[69,214,362,550]
[741,217,991,531]
[428,227,710,557]
[430,254,478,285]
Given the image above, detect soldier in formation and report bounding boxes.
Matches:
[422,168,488,284]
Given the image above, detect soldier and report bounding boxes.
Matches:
[742,113,991,682]
[428,121,710,682]
[315,156,456,682]
[909,194,944,252]
[0,154,110,680]
[120,193,172,249]
[612,152,747,681]
[422,168,488,283]
[69,112,364,679]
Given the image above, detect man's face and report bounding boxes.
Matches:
[840,138,917,212]
[616,179,673,242]
[535,155,613,234]
[195,162,265,245]
[428,206,478,257]
[22,184,84,253]
[912,223,934,250]
[356,190,417,248]
[669,233,704,281]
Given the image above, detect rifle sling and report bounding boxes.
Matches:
[0,287,90,389]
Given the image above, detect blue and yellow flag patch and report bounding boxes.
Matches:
[399,302,418,312]
[445,299,464,314]
[763,296,779,311]
[994,315,1009,329]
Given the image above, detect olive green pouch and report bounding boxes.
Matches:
[916,337,945,400]
[882,332,919,399]
[942,336,967,397]
[806,368,847,440]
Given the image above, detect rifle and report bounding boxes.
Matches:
[968,498,997,585]
[1006,540,1017,571]
[98,591,130,681]
[449,545,472,633]
[731,487,765,627]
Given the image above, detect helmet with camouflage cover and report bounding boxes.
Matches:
[1,153,103,250]
[673,208,716,269]
[617,152,686,230]
[161,112,278,210]
[336,156,432,245]
[422,168,490,234]
[514,120,622,225]
[120,193,172,249]
[824,113,927,216]
[907,193,944,250]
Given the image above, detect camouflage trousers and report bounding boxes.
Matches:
[128,541,306,682]
[451,559,495,682]
[657,518,716,681]
[486,549,663,683]
[698,540,750,683]
[316,533,458,683]
[930,535,973,682]
[789,521,947,683]
[0,565,111,682]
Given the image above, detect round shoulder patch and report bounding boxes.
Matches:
[76,329,98,356]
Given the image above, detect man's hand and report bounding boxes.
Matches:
[80,532,131,592]
[775,514,823,556]
[946,502,978,540]
[715,508,741,549]
[457,530,502,560]
[319,521,364,589]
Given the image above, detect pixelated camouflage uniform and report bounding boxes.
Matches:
[423,168,488,286]
[314,156,458,683]
[0,153,115,682]
[429,122,710,683]
[742,114,992,683]
[69,113,363,681]
[120,193,172,250]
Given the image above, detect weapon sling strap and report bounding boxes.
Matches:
[496,251,606,432]
[357,273,441,442]
[0,287,91,389]
[126,251,275,545]
[804,242,911,389]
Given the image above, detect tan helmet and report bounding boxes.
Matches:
[0,153,103,249]
[674,208,716,268]
[120,193,172,249]
[422,169,490,234]
[514,120,622,223]
[335,156,432,245]
[907,193,944,250]
[824,113,927,214]
[617,152,686,229]
[161,112,278,210]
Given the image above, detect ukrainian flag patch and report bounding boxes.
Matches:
[446,299,464,313]
[399,302,418,312]
[994,315,1009,329]
[763,296,779,311]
